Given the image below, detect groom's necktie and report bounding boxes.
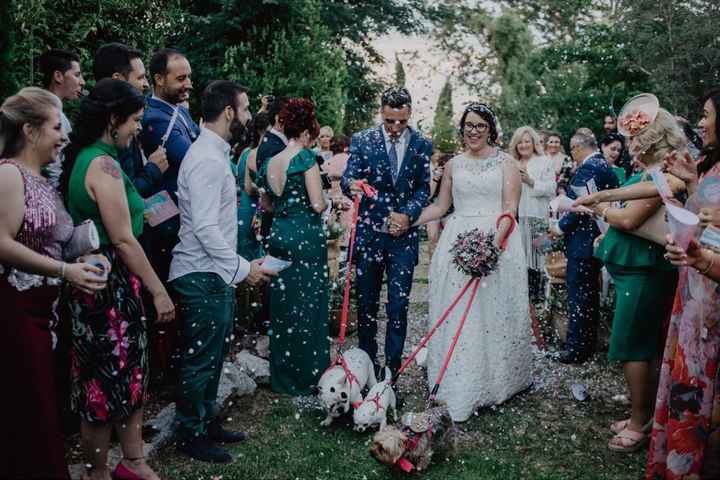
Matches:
[388,139,399,183]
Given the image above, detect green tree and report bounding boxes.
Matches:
[394,54,406,87]
[432,78,458,153]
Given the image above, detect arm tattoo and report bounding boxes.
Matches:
[99,156,121,179]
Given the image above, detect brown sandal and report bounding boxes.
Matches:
[608,427,648,452]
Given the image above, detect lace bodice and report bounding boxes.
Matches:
[450,151,509,217]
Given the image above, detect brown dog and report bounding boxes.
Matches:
[370,404,456,472]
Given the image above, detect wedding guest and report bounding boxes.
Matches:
[61,78,175,480]
[599,133,627,184]
[38,48,85,186]
[510,126,556,301]
[545,132,574,193]
[93,42,169,198]
[591,108,684,452]
[259,98,330,394]
[648,89,720,478]
[554,130,618,363]
[603,114,617,136]
[170,80,276,463]
[0,87,106,480]
[256,96,289,238]
[574,90,720,476]
[315,125,334,162]
[237,112,271,260]
[324,135,353,245]
[139,47,199,282]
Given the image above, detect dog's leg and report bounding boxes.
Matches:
[320,415,334,427]
[380,416,387,430]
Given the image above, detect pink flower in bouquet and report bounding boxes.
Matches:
[85,379,109,421]
[129,367,144,406]
[450,228,501,278]
[620,110,651,136]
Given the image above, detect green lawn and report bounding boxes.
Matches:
[154,375,646,480]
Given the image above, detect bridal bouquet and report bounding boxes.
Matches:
[450,228,501,278]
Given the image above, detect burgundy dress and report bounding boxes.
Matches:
[0,160,72,479]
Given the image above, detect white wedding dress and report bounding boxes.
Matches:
[427,151,533,422]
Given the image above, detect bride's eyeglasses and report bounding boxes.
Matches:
[464,122,489,133]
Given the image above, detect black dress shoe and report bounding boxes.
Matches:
[177,436,232,463]
[208,421,248,443]
[554,350,587,364]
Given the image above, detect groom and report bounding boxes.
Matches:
[341,86,432,378]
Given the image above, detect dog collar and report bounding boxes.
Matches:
[351,401,362,409]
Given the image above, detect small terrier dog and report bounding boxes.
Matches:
[317,348,377,426]
[353,367,397,432]
[370,404,456,473]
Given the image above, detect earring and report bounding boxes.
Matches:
[111,129,119,143]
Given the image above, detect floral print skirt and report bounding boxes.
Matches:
[67,247,149,423]
[647,268,720,479]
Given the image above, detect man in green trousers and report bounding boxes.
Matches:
[169,80,276,463]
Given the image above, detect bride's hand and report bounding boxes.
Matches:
[572,192,604,208]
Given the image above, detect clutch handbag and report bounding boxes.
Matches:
[629,204,669,245]
[63,219,100,260]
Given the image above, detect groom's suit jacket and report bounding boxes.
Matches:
[341,126,432,262]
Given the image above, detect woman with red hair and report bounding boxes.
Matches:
[259,98,330,394]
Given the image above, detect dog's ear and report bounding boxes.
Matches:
[310,385,320,396]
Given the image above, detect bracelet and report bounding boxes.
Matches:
[700,250,715,275]
[58,261,67,279]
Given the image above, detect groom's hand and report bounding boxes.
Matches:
[388,212,410,237]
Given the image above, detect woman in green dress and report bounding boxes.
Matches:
[60,79,175,480]
[258,99,330,395]
[590,107,685,453]
[235,112,271,260]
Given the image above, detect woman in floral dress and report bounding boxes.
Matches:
[62,79,175,480]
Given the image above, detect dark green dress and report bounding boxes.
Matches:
[259,148,330,395]
[235,148,262,260]
[595,173,678,362]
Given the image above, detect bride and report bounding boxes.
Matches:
[413,103,533,422]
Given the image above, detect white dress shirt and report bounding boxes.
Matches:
[169,127,251,285]
[269,127,289,146]
[381,126,410,176]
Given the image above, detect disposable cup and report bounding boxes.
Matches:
[665,202,699,250]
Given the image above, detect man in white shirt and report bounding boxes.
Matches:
[170,80,276,463]
[38,48,86,187]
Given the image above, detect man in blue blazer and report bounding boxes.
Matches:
[139,48,200,282]
[341,87,432,377]
[556,130,619,363]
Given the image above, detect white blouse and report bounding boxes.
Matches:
[518,155,556,219]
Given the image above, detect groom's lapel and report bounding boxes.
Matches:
[396,129,420,185]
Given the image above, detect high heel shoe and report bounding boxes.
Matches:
[112,461,143,480]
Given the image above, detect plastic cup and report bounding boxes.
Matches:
[666,202,699,250]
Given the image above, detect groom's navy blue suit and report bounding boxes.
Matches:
[341,126,432,373]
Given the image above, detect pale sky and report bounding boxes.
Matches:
[370,32,476,133]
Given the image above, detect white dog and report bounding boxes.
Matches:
[318,348,377,427]
[353,368,397,432]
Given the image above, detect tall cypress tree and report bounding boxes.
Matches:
[432,78,458,153]
[394,53,406,87]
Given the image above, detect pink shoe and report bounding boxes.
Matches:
[112,462,143,480]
